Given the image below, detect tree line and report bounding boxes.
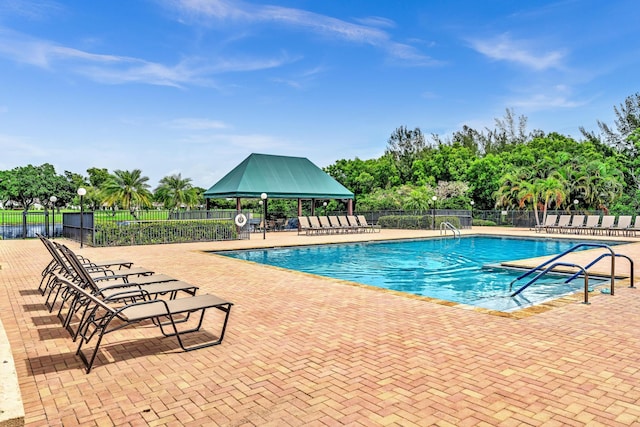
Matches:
[324,93,640,225]
[1,93,639,224]
[0,166,204,217]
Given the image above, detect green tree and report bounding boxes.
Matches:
[1,164,71,211]
[581,160,624,212]
[385,126,426,183]
[537,175,567,224]
[101,169,152,217]
[154,173,198,210]
[466,154,503,209]
[581,92,640,151]
[87,167,111,189]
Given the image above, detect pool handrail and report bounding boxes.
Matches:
[510,261,591,304]
[563,253,634,291]
[439,221,460,238]
[509,243,615,292]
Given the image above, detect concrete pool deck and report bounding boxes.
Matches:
[1,227,640,426]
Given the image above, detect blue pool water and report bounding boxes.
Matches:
[216,236,612,312]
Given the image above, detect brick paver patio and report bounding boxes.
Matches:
[1,227,640,426]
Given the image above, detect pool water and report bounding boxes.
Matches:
[217,236,612,312]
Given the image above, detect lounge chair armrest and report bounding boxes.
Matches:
[97,282,144,292]
[113,298,171,317]
[102,288,151,302]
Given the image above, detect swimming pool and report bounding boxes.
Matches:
[216,236,613,312]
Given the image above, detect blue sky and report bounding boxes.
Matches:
[1,0,639,189]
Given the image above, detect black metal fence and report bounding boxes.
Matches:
[60,209,252,247]
[0,210,61,239]
[470,209,606,228]
[0,208,609,242]
[356,209,473,229]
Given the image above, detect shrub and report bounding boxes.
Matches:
[93,219,238,246]
[472,219,497,226]
[377,215,461,230]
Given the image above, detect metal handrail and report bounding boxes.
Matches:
[440,221,461,238]
[509,243,616,292]
[509,243,616,298]
[511,261,591,304]
[563,253,634,293]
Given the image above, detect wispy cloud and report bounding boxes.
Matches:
[0,133,49,160]
[510,93,584,110]
[0,0,64,21]
[178,132,292,151]
[353,16,396,29]
[0,26,291,87]
[166,118,228,130]
[507,85,587,110]
[271,65,327,89]
[170,0,439,65]
[468,33,565,70]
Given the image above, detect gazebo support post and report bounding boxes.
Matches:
[347,199,353,215]
[236,198,241,212]
[297,199,302,232]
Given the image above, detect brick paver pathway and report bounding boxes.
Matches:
[2,228,640,426]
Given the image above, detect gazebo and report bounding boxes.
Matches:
[203,153,354,217]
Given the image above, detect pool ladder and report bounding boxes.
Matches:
[509,243,634,304]
[440,221,460,238]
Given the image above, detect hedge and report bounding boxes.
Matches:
[377,215,461,230]
[93,219,239,246]
[472,219,497,226]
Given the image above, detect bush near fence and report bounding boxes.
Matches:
[93,219,238,246]
[378,215,461,230]
[472,219,497,226]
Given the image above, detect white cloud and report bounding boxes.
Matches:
[510,93,584,110]
[178,132,292,151]
[353,16,396,29]
[0,0,64,21]
[166,118,228,130]
[468,33,565,70]
[171,0,437,65]
[0,26,293,87]
[0,134,51,169]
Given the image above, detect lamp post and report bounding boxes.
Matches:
[431,195,437,230]
[77,187,86,248]
[323,201,327,216]
[470,200,475,228]
[49,196,57,239]
[573,199,579,211]
[261,192,268,240]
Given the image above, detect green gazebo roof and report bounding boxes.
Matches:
[203,153,354,199]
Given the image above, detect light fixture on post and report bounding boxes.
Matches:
[431,195,437,230]
[77,187,86,248]
[470,200,475,228]
[573,199,579,211]
[323,201,327,216]
[50,196,57,239]
[261,192,268,240]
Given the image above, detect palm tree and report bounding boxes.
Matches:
[516,180,543,226]
[494,168,534,210]
[582,160,625,211]
[101,169,152,218]
[495,167,567,226]
[537,175,567,223]
[154,173,198,210]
